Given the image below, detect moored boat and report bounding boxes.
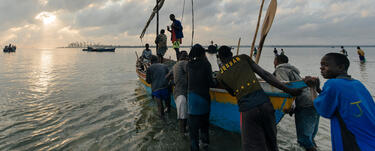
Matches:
[136,59,306,133]
[3,45,16,52]
[82,47,115,52]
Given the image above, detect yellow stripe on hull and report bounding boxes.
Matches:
[139,77,294,112]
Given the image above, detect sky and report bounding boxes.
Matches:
[0,0,374,48]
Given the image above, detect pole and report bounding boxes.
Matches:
[156,0,159,51]
[250,0,265,60]
[191,0,194,47]
[236,37,241,56]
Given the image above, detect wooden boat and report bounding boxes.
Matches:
[136,59,307,133]
[3,45,16,52]
[137,0,306,133]
[82,47,115,52]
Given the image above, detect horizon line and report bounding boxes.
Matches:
[57,44,375,49]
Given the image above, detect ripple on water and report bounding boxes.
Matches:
[6,48,375,150]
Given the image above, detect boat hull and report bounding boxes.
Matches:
[82,48,115,52]
[136,68,306,133]
[3,47,16,52]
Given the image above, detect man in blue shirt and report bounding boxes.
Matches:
[167,14,183,60]
[305,53,375,151]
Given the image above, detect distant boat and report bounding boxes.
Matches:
[82,47,115,52]
[3,45,16,52]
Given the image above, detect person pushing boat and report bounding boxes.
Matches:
[273,54,319,151]
[166,51,189,134]
[216,46,302,151]
[187,44,214,151]
[305,53,375,151]
[146,55,171,118]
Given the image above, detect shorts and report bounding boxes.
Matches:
[152,88,170,100]
[175,95,188,119]
[173,40,181,49]
[157,47,168,57]
[359,56,366,62]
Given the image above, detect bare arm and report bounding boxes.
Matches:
[165,70,174,85]
[167,26,172,32]
[146,68,152,84]
[250,62,302,96]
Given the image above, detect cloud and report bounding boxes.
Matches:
[0,0,374,48]
[0,0,42,31]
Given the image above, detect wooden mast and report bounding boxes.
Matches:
[156,0,159,51]
[250,0,265,61]
[236,37,241,55]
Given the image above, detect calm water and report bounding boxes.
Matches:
[0,47,374,151]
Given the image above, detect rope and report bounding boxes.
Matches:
[191,0,195,47]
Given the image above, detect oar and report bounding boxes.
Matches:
[255,0,277,64]
[236,37,241,55]
[250,0,265,58]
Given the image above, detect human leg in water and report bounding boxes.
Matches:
[164,97,171,113]
[174,48,180,60]
[199,113,210,150]
[189,115,200,151]
[179,119,187,133]
[155,97,164,118]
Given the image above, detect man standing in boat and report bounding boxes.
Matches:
[216,46,302,151]
[167,14,183,60]
[155,29,168,63]
[273,54,319,151]
[146,55,171,118]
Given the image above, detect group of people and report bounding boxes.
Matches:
[273,48,285,56]
[3,43,16,51]
[340,46,366,62]
[152,14,183,62]
[141,14,375,151]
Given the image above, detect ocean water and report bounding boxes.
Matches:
[0,47,374,151]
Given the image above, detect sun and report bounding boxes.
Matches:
[35,12,56,25]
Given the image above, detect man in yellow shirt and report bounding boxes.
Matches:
[357,46,366,62]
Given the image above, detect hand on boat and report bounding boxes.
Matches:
[303,76,320,87]
[287,88,303,96]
